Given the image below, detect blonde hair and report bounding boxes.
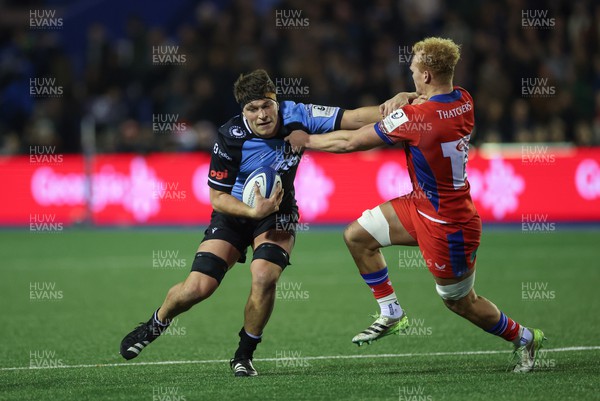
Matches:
[412,37,461,82]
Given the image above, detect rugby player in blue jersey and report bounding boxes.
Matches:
[119,69,383,376]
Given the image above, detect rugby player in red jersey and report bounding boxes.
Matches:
[286,37,545,373]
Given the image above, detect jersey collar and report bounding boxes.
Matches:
[429,89,462,103]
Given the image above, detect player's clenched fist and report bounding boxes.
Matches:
[379,91,419,117]
[284,129,309,150]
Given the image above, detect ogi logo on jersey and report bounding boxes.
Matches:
[229,126,246,138]
[210,169,228,180]
[213,143,232,161]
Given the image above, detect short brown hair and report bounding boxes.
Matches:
[233,69,277,108]
[412,37,461,82]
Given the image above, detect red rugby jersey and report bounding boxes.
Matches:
[374,87,477,223]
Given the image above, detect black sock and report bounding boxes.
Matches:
[234,327,261,360]
[150,308,170,335]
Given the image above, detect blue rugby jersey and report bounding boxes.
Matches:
[207,101,344,210]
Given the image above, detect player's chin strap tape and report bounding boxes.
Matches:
[191,252,228,284]
[252,243,290,270]
[435,272,476,301]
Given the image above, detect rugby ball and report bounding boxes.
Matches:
[242,166,282,208]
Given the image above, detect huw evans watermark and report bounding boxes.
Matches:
[398,386,433,401]
[29,350,65,368]
[30,282,63,300]
[275,9,309,28]
[29,214,63,233]
[521,78,555,97]
[399,46,433,65]
[521,9,555,29]
[275,77,309,98]
[276,281,309,300]
[30,145,63,165]
[152,182,187,201]
[398,318,433,337]
[30,78,63,97]
[152,46,186,65]
[521,145,556,165]
[152,250,187,269]
[521,214,556,233]
[521,282,556,301]
[275,350,311,368]
[152,114,186,133]
[29,9,63,29]
[151,318,187,337]
[151,386,187,401]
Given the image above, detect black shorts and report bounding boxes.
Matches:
[201,209,299,263]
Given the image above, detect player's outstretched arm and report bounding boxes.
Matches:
[285,124,384,154]
[340,106,381,130]
[210,185,283,220]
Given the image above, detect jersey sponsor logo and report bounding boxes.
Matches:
[310,104,336,118]
[213,143,232,161]
[455,136,469,152]
[435,100,472,119]
[381,108,409,133]
[229,126,246,138]
[209,169,228,180]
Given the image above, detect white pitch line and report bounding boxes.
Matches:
[3,346,599,372]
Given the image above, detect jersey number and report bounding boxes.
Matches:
[441,136,470,190]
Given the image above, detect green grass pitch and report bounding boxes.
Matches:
[1,228,599,400]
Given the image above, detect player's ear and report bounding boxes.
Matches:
[423,70,432,84]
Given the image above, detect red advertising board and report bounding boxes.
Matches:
[2,148,599,226]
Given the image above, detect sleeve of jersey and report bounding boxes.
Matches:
[207,135,238,193]
[283,102,344,133]
[373,106,416,145]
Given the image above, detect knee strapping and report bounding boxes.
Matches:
[191,252,228,283]
[435,272,476,300]
[252,243,290,269]
[356,206,391,247]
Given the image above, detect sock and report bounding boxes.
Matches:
[153,309,170,326]
[151,309,170,336]
[361,267,403,319]
[518,327,533,347]
[234,328,262,360]
[486,312,526,344]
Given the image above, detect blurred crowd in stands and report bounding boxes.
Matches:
[1,0,599,155]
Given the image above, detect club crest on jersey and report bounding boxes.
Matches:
[229,126,246,138]
[382,108,409,133]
